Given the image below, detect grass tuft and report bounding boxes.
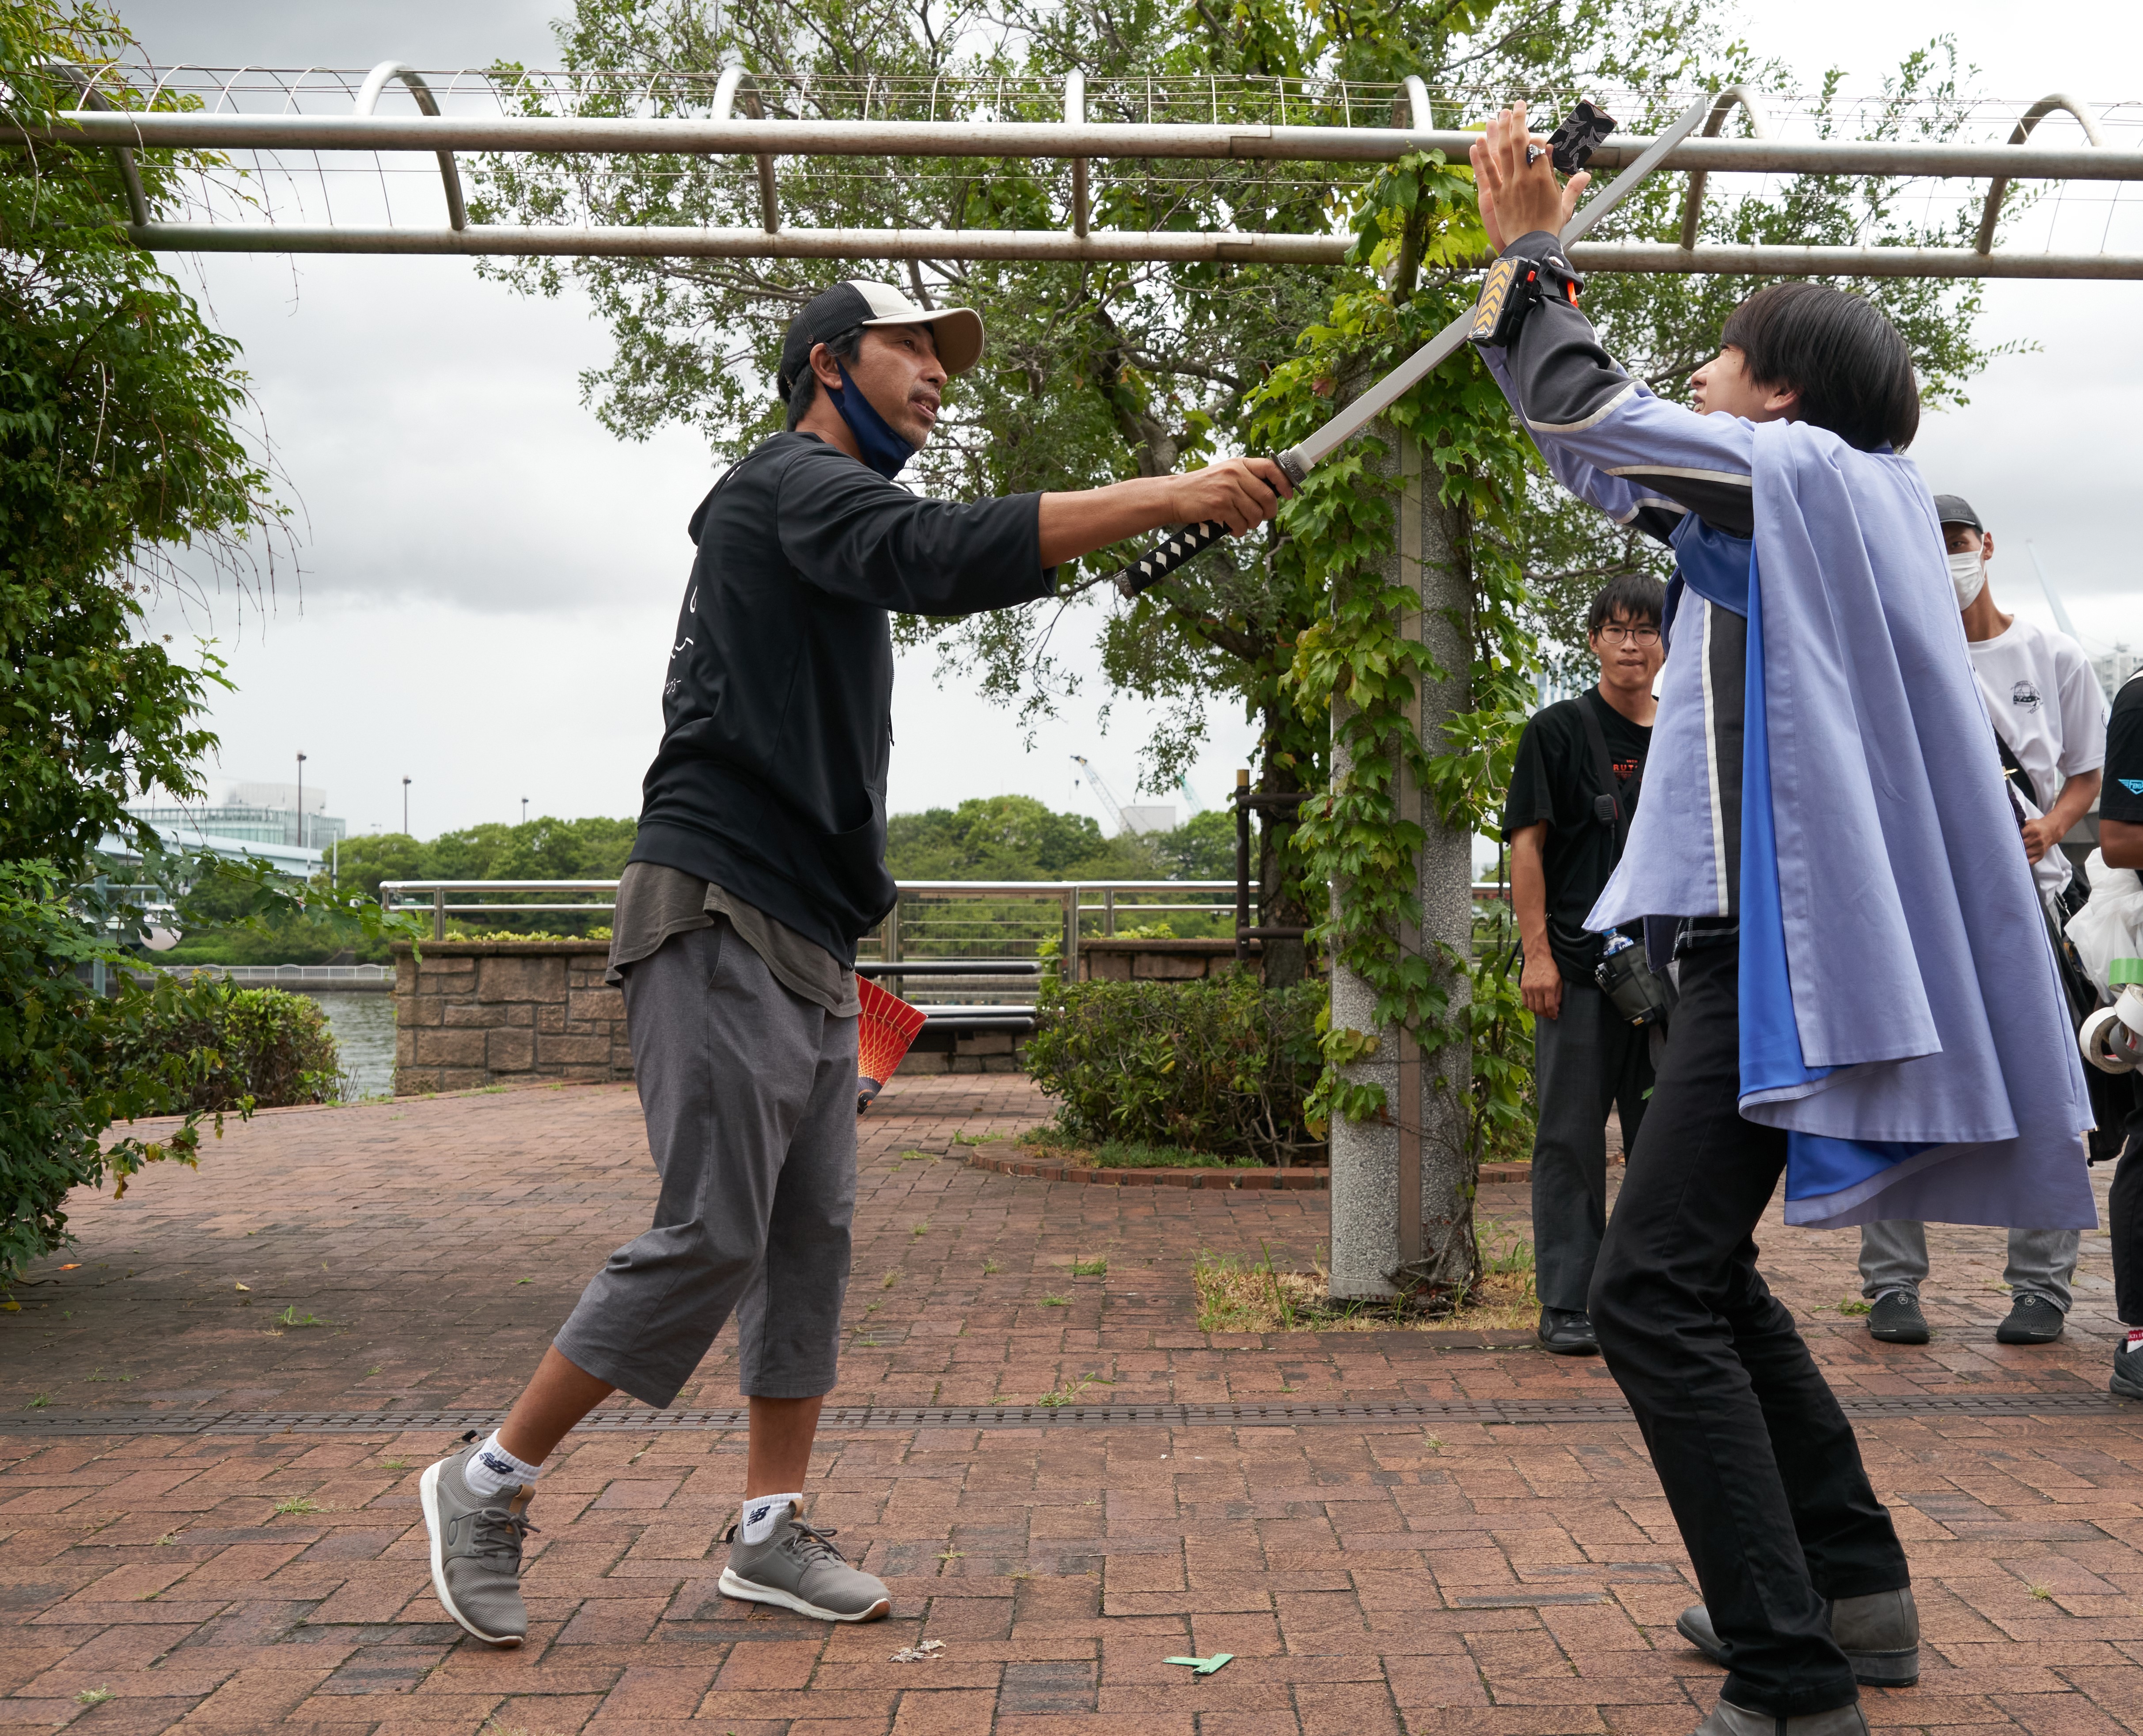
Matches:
[273,1497,320,1516]
[1193,1226,1538,1334]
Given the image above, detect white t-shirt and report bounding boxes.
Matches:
[1968,616,2106,804]
[1967,615,2105,895]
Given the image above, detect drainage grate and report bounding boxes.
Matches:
[1,1390,2130,1437]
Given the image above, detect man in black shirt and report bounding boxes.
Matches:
[2095,671,2143,1399]
[1502,574,1666,1354]
[416,280,1295,1645]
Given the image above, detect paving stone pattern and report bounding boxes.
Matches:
[0,1077,2138,1733]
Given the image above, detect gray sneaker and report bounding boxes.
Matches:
[718,1501,891,1622]
[1677,1587,1918,1687]
[419,1442,538,1646]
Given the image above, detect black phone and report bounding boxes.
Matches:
[1548,99,1616,175]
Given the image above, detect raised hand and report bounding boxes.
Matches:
[1469,100,1593,254]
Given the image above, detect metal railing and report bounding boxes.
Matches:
[23,66,2143,276]
[378,878,1254,1025]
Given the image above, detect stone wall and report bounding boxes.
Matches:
[1078,938,1262,982]
[393,942,630,1095]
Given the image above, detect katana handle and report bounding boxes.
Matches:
[1113,519,1228,599]
[1110,447,1309,598]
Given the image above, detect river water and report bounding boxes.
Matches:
[314,991,396,1100]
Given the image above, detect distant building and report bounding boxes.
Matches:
[127,779,347,852]
[2092,645,2143,706]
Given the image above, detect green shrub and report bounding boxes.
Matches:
[1022,969,1324,1164]
[105,981,342,1114]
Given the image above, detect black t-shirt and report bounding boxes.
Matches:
[1500,688,1651,979]
[2103,674,2143,827]
[632,432,1055,963]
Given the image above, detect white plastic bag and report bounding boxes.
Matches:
[2066,849,2143,998]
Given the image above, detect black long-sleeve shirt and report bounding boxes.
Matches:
[631,432,1055,963]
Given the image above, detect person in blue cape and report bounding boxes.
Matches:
[1470,105,2095,1736]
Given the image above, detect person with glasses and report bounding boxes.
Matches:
[1502,573,1667,1355]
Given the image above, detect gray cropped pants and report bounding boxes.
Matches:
[552,919,858,1408]
[1858,1220,2078,1314]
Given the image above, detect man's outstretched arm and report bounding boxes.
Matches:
[1036,457,1293,568]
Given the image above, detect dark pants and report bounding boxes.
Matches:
[1531,979,1652,1312]
[1590,937,1908,1717]
[2114,1111,2143,1325]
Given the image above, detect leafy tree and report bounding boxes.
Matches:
[0,2,360,1285]
[0,3,277,869]
[469,0,2003,991]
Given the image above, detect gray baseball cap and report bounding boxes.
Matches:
[1931,493,1984,532]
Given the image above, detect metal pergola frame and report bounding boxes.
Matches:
[25,68,2143,276]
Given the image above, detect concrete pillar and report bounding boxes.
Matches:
[1327,426,1477,1300]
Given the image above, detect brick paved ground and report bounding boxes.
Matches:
[0,1076,2137,1734]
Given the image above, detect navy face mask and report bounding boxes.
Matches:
[826,363,918,480]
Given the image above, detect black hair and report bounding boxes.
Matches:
[1719,282,1919,453]
[1587,572,1666,638]
[779,323,865,430]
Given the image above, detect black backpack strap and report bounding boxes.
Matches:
[1992,727,2040,811]
[1575,692,1641,853]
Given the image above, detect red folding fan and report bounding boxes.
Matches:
[856,975,928,1113]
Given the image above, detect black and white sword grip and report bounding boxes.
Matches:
[1112,519,1228,599]
[1109,447,1309,599]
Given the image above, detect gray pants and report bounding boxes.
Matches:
[1531,979,1653,1313]
[553,919,858,1408]
[1858,1220,2079,1313]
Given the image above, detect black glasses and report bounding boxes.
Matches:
[1596,623,1660,646]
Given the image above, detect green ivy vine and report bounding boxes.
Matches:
[1243,149,1540,1149]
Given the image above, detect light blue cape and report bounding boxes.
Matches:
[1593,420,2097,1230]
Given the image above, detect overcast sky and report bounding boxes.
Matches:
[116,0,2143,839]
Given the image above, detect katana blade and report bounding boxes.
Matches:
[1112,91,1717,598]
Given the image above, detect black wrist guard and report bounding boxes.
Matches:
[1467,246,1583,349]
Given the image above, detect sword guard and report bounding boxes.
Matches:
[1111,518,1229,599]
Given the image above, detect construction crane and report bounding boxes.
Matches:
[1069,754,1129,836]
[1176,773,1201,812]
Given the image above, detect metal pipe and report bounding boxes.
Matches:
[710,63,778,234]
[45,65,149,225]
[1679,84,1770,250]
[1065,69,1087,239]
[120,221,2143,277]
[34,109,2143,178]
[1976,91,2107,254]
[1233,769,1251,966]
[1570,241,2143,279]
[351,60,467,230]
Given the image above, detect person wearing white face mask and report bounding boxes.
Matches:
[1858,493,2106,1350]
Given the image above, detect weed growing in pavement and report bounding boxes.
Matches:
[1193,1239,1536,1334]
[881,1271,901,1289]
[2030,1583,2053,1600]
[26,1394,47,1408]
[276,1306,327,1328]
[954,1131,1009,1145]
[1835,1297,1873,1315]
[379,1459,409,1471]
[981,1259,1001,1275]
[76,1688,113,1707]
[1038,1372,1115,1407]
[273,1497,320,1516]
[155,1532,180,1545]
[1071,1257,1108,1277]
[1041,1294,1070,1307]
[910,1222,931,1238]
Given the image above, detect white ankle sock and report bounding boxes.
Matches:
[740,1493,801,1545]
[464,1431,541,1500]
